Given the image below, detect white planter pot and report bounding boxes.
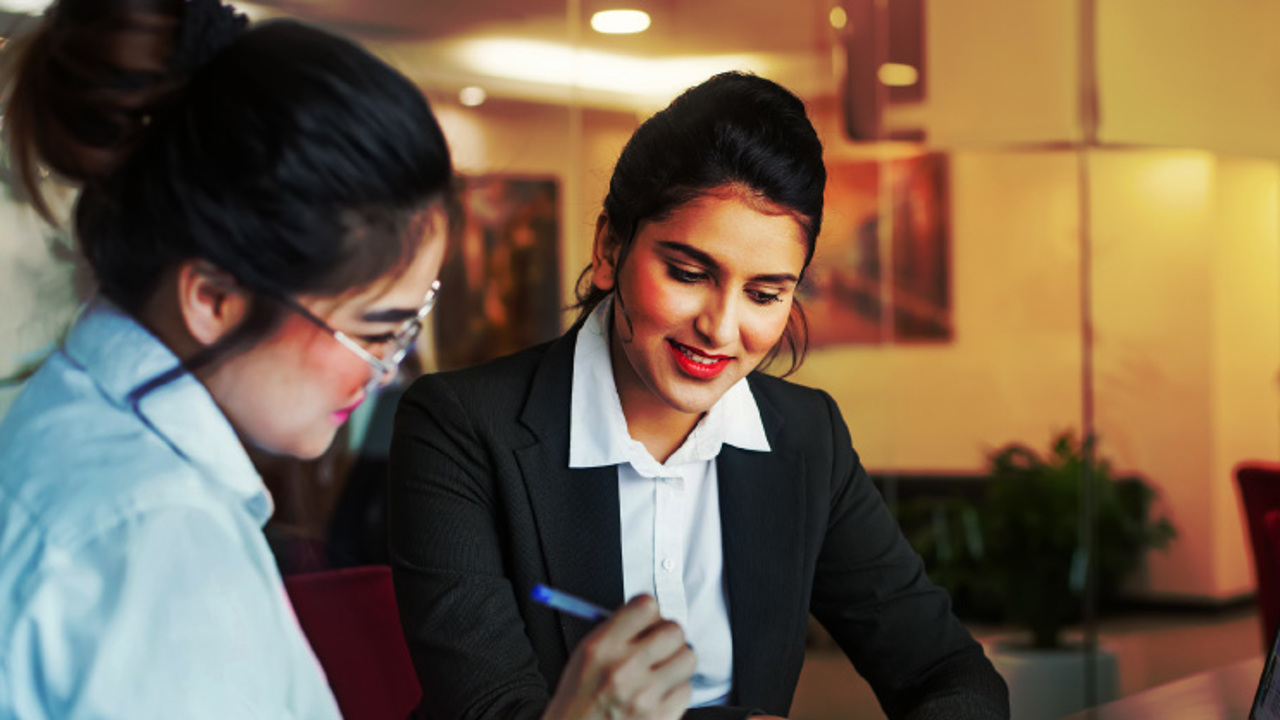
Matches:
[983,635,1120,720]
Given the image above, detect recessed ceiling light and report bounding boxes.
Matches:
[878,63,919,87]
[459,86,487,107]
[591,9,651,35]
[829,7,848,30]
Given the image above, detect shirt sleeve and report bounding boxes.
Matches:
[4,500,333,720]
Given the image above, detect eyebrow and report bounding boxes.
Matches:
[656,240,800,284]
[360,307,420,324]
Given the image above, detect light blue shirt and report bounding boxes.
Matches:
[0,299,341,720]
[567,300,771,708]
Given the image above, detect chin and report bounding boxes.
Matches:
[660,383,726,416]
[252,428,339,462]
[293,432,340,461]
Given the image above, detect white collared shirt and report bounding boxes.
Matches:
[569,301,771,708]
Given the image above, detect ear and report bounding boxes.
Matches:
[176,259,250,347]
[590,214,619,292]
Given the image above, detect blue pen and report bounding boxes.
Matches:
[531,583,613,622]
[532,584,695,651]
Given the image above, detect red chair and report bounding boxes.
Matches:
[284,565,422,720]
[1235,462,1280,651]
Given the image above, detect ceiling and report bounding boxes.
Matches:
[241,0,841,110]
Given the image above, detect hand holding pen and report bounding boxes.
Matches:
[534,584,695,720]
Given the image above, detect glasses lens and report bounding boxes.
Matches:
[387,320,423,365]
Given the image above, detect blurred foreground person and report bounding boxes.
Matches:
[0,1,454,717]
[389,72,1009,720]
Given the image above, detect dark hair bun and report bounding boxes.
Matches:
[172,0,249,77]
[5,0,246,218]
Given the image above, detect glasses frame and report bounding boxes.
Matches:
[279,280,440,396]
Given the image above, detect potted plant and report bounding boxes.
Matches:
[892,431,1176,719]
[980,431,1177,648]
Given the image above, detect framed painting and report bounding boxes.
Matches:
[432,174,562,370]
[800,152,951,347]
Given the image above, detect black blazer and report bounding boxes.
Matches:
[388,327,1008,720]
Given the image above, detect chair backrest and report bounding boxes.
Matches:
[284,565,422,720]
[1236,462,1280,651]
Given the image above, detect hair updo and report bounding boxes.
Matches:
[575,71,826,374]
[4,0,454,367]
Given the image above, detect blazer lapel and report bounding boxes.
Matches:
[515,327,625,654]
[719,379,808,708]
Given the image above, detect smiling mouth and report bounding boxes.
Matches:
[667,339,732,379]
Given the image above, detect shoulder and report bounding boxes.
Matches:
[0,352,217,551]
[746,371,839,420]
[746,372,860,467]
[424,339,553,401]
[399,333,567,426]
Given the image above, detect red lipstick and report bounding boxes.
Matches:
[667,339,731,380]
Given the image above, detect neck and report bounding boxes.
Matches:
[608,328,701,463]
[624,404,701,464]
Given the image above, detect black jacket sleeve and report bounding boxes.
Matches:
[807,390,1009,720]
[389,372,552,720]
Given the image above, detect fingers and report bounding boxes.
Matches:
[605,667,692,720]
[594,594,663,644]
[550,595,696,720]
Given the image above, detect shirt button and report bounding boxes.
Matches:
[662,558,675,572]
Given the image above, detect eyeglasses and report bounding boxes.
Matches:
[279,280,440,397]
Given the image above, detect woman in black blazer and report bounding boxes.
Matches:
[389,72,1009,720]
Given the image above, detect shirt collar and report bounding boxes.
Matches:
[567,299,770,475]
[63,298,273,525]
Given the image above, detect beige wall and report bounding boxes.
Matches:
[1210,158,1280,596]
[1098,1,1280,156]
[793,144,1086,472]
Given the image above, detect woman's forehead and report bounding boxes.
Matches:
[637,190,807,271]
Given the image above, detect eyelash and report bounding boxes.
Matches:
[360,332,396,346]
[666,263,785,306]
[747,290,784,306]
[667,265,707,284]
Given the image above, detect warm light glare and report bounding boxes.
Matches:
[457,38,770,102]
[458,86,487,107]
[829,6,848,30]
[591,9,651,34]
[0,0,49,12]
[878,63,919,87]
[1138,154,1213,209]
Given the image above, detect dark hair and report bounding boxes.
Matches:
[5,0,454,371]
[574,71,825,375]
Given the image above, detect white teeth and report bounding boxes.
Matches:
[677,344,719,365]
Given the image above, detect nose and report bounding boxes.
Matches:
[693,291,738,349]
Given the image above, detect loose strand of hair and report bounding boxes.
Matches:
[4,30,59,224]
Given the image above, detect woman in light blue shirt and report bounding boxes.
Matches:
[0,2,693,719]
